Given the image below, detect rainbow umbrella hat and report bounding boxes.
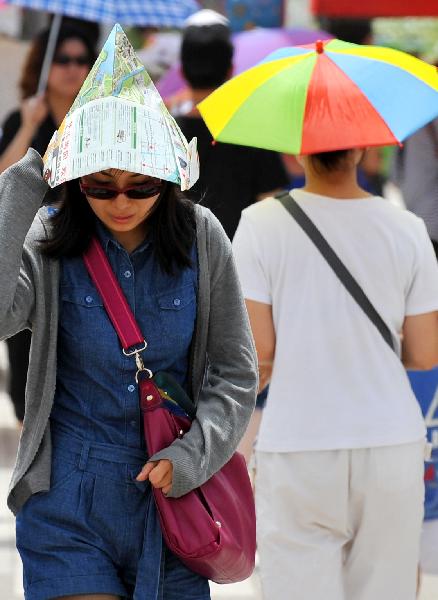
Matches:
[198,39,438,155]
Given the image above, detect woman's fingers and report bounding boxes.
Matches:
[149,460,173,488]
[136,461,156,482]
[136,459,173,491]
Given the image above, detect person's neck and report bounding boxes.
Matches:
[112,227,147,254]
[46,92,75,126]
[185,87,217,117]
[302,171,371,200]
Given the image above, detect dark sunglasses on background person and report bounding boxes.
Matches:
[53,54,91,67]
[80,178,164,200]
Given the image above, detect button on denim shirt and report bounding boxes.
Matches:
[51,222,198,449]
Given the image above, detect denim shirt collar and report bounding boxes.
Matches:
[95,220,152,256]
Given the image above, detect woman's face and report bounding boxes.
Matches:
[48,38,91,100]
[81,170,163,252]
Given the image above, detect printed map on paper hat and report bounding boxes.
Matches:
[43,24,199,191]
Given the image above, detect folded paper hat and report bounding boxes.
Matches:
[43,24,199,191]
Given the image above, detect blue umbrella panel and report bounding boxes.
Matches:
[6,0,200,27]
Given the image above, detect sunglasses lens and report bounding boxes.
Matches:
[54,55,89,66]
[127,185,162,199]
[80,179,164,200]
[83,187,117,200]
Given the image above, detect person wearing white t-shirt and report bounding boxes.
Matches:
[232,148,438,600]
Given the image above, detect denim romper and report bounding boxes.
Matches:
[16,224,210,600]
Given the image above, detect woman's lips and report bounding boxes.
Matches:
[111,215,134,223]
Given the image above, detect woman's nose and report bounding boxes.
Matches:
[113,192,131,209]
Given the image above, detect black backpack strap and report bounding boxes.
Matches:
[277,192,395,352]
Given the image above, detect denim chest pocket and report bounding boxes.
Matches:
[59,286,106,341]
[156,284,197,342]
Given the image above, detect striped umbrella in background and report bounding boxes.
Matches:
[6,0,200,27]
[5,0,200,91]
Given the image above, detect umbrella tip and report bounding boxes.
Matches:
[316,40,324,54]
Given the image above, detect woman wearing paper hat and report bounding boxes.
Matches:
[0,25,257,600]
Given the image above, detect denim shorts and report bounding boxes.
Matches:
[16,431,211,600]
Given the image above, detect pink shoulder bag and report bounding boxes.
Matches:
[83,237,256,584]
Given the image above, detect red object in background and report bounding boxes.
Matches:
[312,0,438,17]
[425,464,436,482]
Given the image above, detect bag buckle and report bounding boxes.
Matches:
[122,341,153,383]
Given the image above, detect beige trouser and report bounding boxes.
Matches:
[256,441,425,600]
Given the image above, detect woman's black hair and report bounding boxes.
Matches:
[310,149,352,173]
[40,180,196,274]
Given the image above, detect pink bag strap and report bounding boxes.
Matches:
[83,237,147,360]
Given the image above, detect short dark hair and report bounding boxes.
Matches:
[320,17,372,45]
[40,180,196,275]
[310,150,351,173]
[19,24,97,100]
[181,24,233,89]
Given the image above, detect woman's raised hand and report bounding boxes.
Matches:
[20,94,49,132]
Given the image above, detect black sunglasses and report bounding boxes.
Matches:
[80,179,164,200]
[53,54,90,67]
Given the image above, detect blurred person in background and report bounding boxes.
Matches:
[175,12,288,462]
[0,24,96,425]
[175,12,289,240]
[391,119,438,258]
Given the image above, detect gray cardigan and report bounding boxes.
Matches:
[0,149,258,515]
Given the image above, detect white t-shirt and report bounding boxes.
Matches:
[233,190,438,452]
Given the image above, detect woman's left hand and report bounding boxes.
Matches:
[136,459,173,495]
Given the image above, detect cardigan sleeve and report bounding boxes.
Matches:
[0,149,49,339]
[150,213,258,497]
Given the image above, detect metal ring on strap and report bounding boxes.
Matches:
[135,368,153,384]
[122,340,148,357]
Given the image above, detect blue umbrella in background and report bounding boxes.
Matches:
[6,0,200,91]
[6,0,200,27]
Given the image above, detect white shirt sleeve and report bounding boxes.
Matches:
[405,219,438,315]
[232,213,272,305]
